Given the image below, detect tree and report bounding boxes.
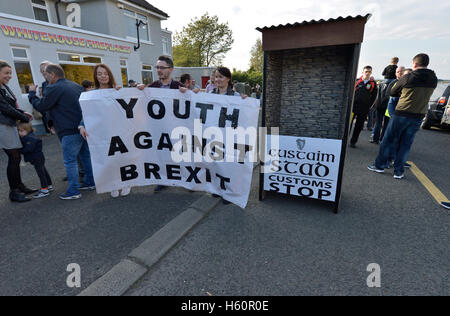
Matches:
[249,38,263,72]
[173,13,234,67]
[232,68,263,87]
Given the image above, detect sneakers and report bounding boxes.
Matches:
[404,162,412,169]
[33,189,50,199]
[111,188,131,198]
[440,202,450,210]
[111,190,120,198]
[393,172,405,179]
[121,187,131,197]
[79,184,96,191]
[59,192,82,200]
[368,165,385,173]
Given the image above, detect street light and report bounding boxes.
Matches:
[134,19,147,51]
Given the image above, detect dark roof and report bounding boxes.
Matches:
[256,14,371,32]
[127,0,169,18]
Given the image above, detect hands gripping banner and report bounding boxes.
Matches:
[79,88,260,208]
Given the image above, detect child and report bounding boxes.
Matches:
[382,57,399,81]
[18,122,53,199]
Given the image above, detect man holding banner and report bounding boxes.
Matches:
[138,56,185,193]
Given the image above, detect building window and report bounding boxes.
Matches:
[57,52,102,85]
[124,9,150,42]
[120,59,129,87]
[83,56,102,64]
[11,47,35,94]
[58,53,102,65]
[162,37,169,55]
[58,53,81,63]
[142,65,153,85]
[31,0,50,23]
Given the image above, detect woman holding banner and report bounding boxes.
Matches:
[79,64,131,198]
[212,67,248,100]
[212,67,241,96]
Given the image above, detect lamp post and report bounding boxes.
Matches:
[134,19,148,51]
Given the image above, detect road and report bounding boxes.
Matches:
[125,128,449,296]
[0,135,202,296]
[0,127,449,296]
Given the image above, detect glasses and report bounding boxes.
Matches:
[156,66,171,70]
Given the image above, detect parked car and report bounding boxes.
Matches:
[422,84,450,129]
[441,98,450,126]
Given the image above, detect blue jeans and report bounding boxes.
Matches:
[374,115,423,174]
[372,108,385,141]
[367,107,376,129]
[61,134,95,195]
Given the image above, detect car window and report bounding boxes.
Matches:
[443,85,450,98]
[430,83,449,101]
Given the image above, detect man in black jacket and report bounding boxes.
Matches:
[350,66,378,147]
[28,64,95,200]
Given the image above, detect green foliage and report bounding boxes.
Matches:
[229,38,263,88]
[249,38,263,73]
[173,13,234,67]
[232,68,263,87]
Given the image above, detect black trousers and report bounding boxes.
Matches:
[3,149,22,191]
[32,157,52,189]
[350,112,369,145]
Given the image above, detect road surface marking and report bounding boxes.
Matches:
[408,161,449,204]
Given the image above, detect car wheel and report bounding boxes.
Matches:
[422,118,432,130]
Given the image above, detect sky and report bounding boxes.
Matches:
[149,0,450,79]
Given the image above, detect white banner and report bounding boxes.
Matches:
[263,135,342,202]
[79,88,260,208]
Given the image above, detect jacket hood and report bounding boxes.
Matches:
[408,69,438,88]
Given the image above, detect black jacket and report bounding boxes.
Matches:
[375,81,391,111]
[353,77,378,114]
[20,132,44,163]
[29,78,84,140]
[0,84,30,126]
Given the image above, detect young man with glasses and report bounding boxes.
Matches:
[138,56,185,193]
[138,56,184,90]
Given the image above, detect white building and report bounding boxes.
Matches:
[0,0,173,133]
